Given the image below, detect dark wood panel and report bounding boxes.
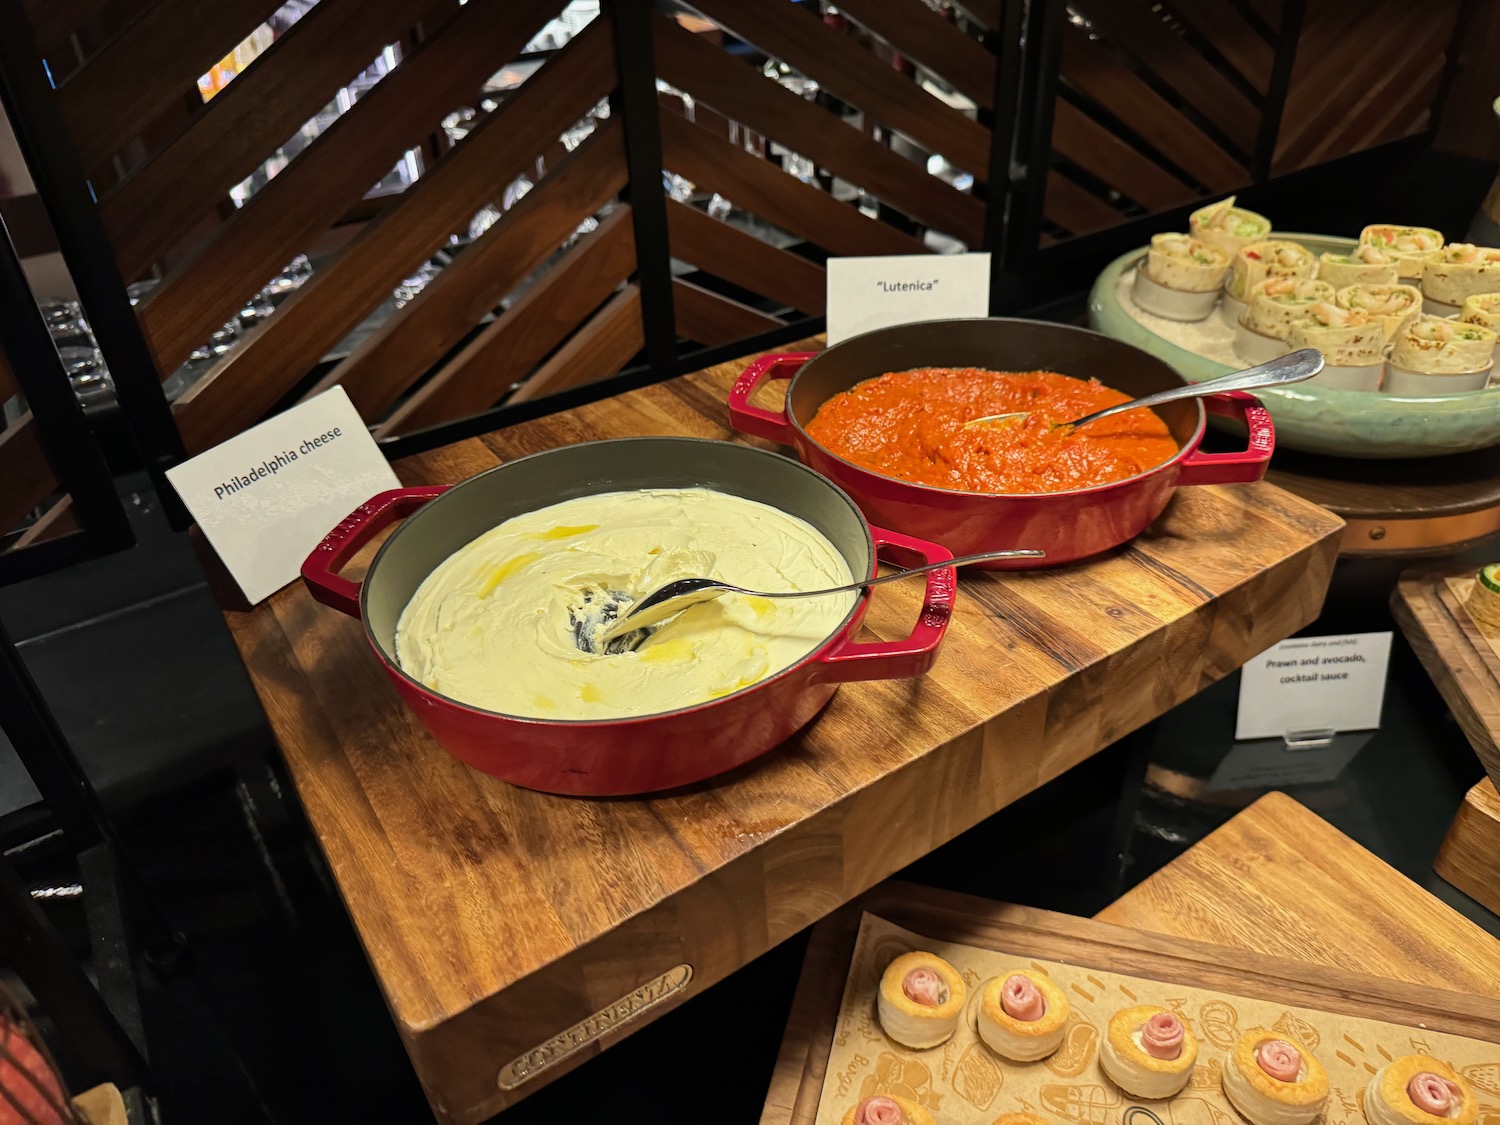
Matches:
[672,277,786,347]
[1050,100,1196,211]
[313,119,628,419]
[139,0,565,374]
[1044,169,1127,236]
[1075,0,1261,153]
[1174,0,1275,91]
[0,414,58,534]
[1060,26,1246,191]
[101,0,427,279]
[1273,4,1442,171]
[0,349,16,402]
[666,198,825,316]
[380,206,636,436]
[172,18,615,453]
[1241,0,1284,33]
[687,0,993,176]
[1435,0,1500,162]
[1314,57,1443,167]
[653,16,985,245]
[659,112,930,259]
[505,283,642,406]
[57,0,285,168]
[21,0,155,73]
[825,0,997,108]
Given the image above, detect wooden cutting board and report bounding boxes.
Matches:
[1391,566,1500,915]
[759,882,1500,1125]
[215,338,1344,1123]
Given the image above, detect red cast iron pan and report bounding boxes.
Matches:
[301,437,957,796]
[728,318,1274,567]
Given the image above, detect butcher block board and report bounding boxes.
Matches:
[215,338,1344,1123]
[760,883,1500,1125]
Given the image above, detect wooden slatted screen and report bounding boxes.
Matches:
[9,0,1485,459]
[1272,0,1463,174]
[18,0,651,449]
[654,1,998,349]
[1041,0,1271,241]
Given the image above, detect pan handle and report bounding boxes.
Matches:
[301,486,448,617]
[813,526,955,684]
[726,352,815,443]
[1175,392,1275,487]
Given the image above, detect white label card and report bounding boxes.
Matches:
[165,386,401,605]
[1234,632,1392,741]
[825,252,991,345]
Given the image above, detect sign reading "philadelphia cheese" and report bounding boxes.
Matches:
[166,386,400,605]
[825,252,991,345]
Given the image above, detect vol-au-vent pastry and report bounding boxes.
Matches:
[1318,244,1400,288]
[1189,195,1271,261]
[842,1094,936,1125]
[1390,316,1497,374]
[977,971,1069,1061]
[1243,278,1337,340]
[1099,1006,1198,1099]
[1462,293,1500,331]
[1221,1029,1329,1125]
[1364,1056,1476,1125]
[1228,240,1315,300]
[1423,243,1500,308]
[877,952,965,1049]
[1335,283,1424,343]
[1360,225,1445,280]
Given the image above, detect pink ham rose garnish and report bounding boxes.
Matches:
[1408,1073,1459,1115]
[1255,1040,1302,1082]
[1140,1012,1184,1060]
[855,1095,905,1125]
[1001,974,1045,1021]
[901,968,947,1007]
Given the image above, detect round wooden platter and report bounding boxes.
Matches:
[1266,444,1500,556]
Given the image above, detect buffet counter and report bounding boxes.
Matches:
[211,338,1344,1123]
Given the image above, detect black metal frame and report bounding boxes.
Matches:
[607,0,679,379]
[0,211,132,585]
[0,0,186,525]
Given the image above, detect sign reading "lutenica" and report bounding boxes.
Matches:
[825,252,991,345]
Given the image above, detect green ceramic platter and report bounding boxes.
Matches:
[1088,232,1500,459]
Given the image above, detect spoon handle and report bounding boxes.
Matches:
[758,547,1045,597]
[1064,347,1323,431]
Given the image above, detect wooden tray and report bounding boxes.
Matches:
[216,340,1343,1123]
[761,882,1500,1125]
[1392,566,1500,914]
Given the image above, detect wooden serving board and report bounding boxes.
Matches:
[1392,566,1500,790]
[760,882,1500,1125]
[216,338,1344,1123]
[1391,567,1500,915]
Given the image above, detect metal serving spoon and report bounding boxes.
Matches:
[588,547,1045,650]
[961,347,1324,433]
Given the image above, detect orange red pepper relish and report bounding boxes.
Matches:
[804,368,1179,495]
